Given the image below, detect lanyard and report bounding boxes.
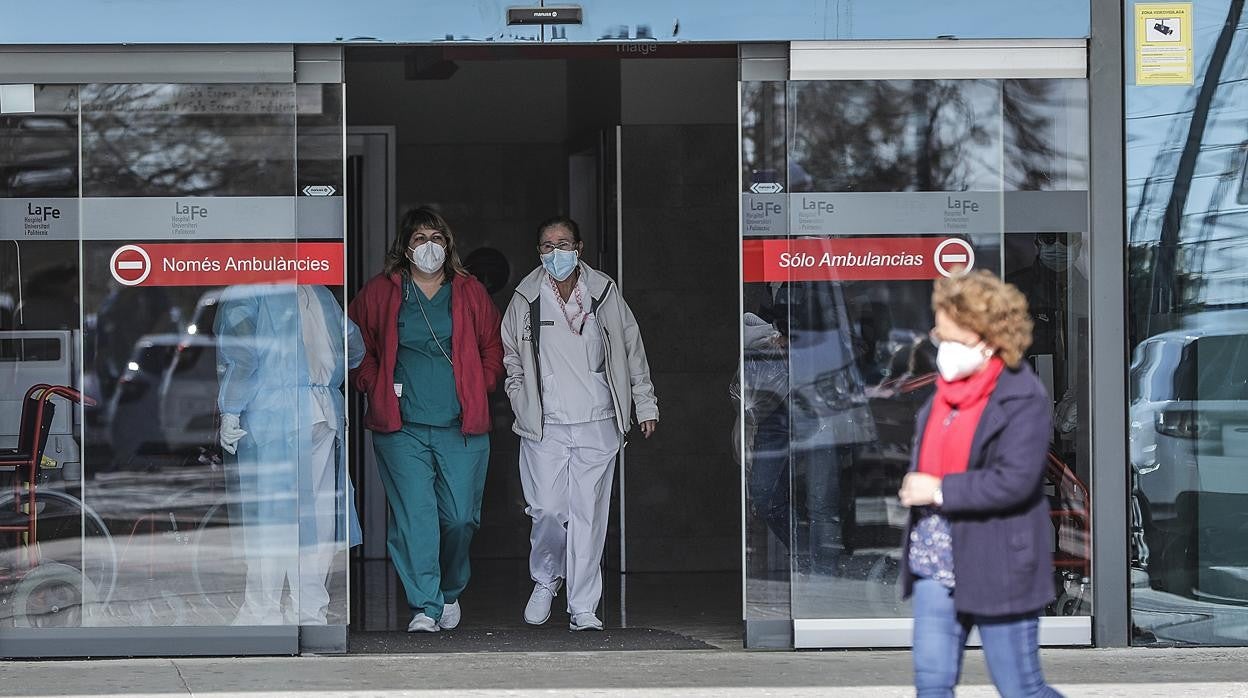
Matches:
[408,277,453,366]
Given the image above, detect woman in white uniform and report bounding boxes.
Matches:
[501,216,658,631]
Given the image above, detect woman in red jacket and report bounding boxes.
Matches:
[348,208,503,633]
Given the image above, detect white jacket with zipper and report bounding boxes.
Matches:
[501,261,659,442]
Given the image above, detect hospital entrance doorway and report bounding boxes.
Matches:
[342,45,742,649]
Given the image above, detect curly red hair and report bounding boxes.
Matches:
[932,270,1033,368]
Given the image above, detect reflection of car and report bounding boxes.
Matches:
[158,289,222,453]
[0,330,84,480]
[1128,319,1248,604]
[0,115,77,198]
[103,334,178,468]
[8,167,76,194]
[1129,323,1248,513]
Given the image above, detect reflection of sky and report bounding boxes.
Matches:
[6,0,1088,43]
[1125,0,1244,216]
[1127,0,1248,307]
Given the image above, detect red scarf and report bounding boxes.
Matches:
[917,357,1005,478]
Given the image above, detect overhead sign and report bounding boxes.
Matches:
[1135,3,1193,85]
[789,192,1002,235]
[507,6,583,25]
[80,197,343,240]
[742,237,975,283]
[105,242,343,287]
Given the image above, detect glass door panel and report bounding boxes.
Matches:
[741,71,1091,647]
[74,82,348,632]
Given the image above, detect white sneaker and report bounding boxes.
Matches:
[524,581,560,625]
[407,612,439,633]
[569,612,603,631]
[438,601,461,630]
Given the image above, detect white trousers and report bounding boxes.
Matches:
[235,421,338,625]
[519,419,621,616]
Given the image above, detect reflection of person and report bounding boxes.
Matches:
[1006,232,1086,439]
[744,280,872,574]
[95,284,173,400]
[897,271,1060,697]
[501,216,658,632]
[349,208,503,634]
[215,283,355,626]
[16,262,81,331]
[740,310,791,552]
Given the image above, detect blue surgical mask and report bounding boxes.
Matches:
[1038,242,1070,271]
[541,249,579,281]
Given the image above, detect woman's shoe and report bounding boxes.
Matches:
[407,612,440,633]
[569,612,603,631]
[525,581,560,625]
[438,601,461,630]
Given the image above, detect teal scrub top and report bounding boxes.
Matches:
[395,279,461,427]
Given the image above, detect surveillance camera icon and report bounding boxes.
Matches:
[1153,21,1175,36]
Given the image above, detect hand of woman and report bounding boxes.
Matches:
[640,420,657,439]
[899,472,941,507]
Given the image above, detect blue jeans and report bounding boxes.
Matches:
[912,578,1062,698]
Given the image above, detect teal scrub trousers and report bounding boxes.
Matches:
[372,424,489,620]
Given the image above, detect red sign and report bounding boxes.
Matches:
[742,237,975,283]
[109,245,152,286]
[107,242,344,287]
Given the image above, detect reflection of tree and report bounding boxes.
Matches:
[80,84,296,197]
[1142,0,1246,335]
[774,79,1084,194]
[741,82,787,186]
[1001,80,1080,191]
[787,80,996,192]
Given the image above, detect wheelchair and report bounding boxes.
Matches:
[0,384,116,627]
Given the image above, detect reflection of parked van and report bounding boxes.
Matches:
[158,289,222,453]
[0,330,83,479]
[1129,319,1248,604]
[1129,322,1248,514]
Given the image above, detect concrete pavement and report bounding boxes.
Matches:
[0,647,1246,696]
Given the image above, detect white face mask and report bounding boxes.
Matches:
[936,340,992,382]
[407,240,446,274]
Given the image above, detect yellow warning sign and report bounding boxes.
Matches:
[1136,3,1194,85]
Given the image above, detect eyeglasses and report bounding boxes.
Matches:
[538,241,577,254]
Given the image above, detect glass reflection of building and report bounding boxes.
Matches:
[1127,0,1248,646]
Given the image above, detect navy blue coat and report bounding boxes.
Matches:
[899,362,1056,617]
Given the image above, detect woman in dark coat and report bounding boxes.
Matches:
[898,270,1062,698]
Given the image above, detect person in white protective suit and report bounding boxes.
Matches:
[216,283,362,626]
[501,216,659,631]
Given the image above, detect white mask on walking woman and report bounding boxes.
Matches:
[936,340,992,382]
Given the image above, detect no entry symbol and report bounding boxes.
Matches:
[109,244,152,286]
[933,239,975,278]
